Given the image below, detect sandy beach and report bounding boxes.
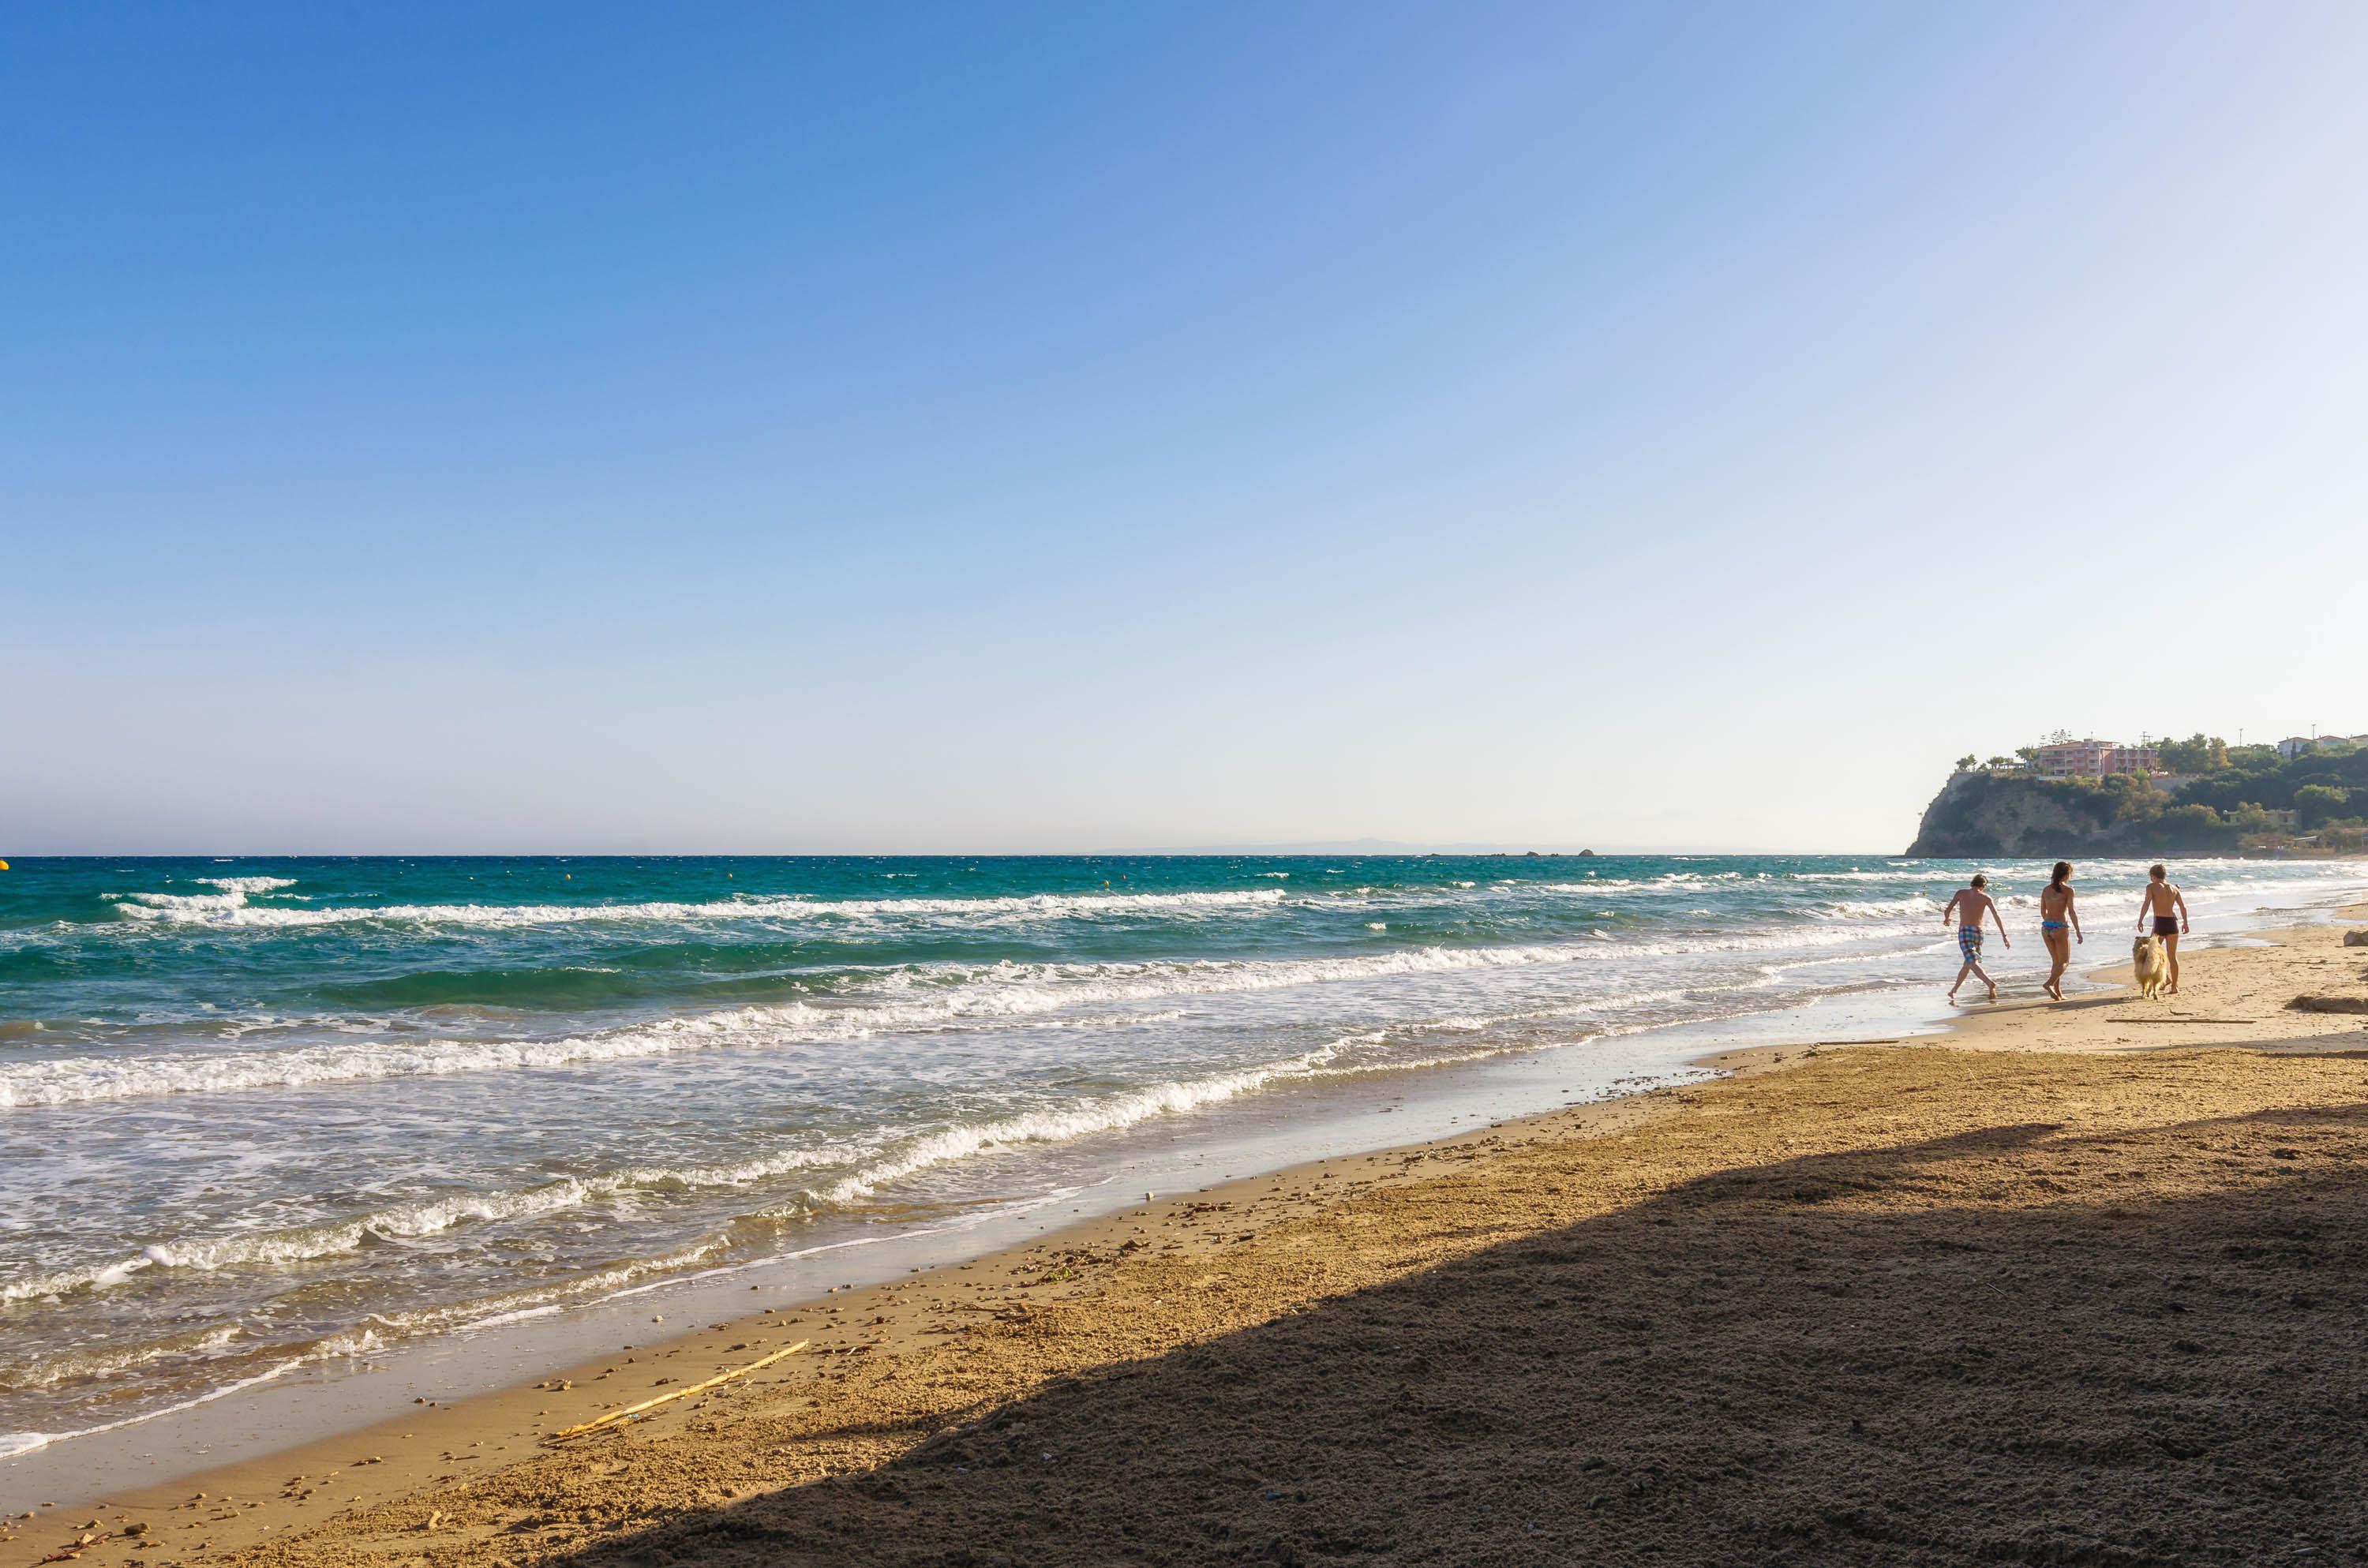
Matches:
[19,5,2368,1561]
[9,906,2367,1567]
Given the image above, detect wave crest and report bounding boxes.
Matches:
[107,886,1287,931]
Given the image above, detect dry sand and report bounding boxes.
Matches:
[9,908,2368,1567]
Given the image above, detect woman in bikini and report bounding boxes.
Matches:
[2038,860,2081,1000]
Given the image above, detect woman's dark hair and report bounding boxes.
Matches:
[2051,860,2073,887]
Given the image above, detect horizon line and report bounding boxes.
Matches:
[6,844,1913,860]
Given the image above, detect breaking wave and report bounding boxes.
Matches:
[0,917,1939,1108]
[106,885,1290,931]
[3,1027,1479,1306]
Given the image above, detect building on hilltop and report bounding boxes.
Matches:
[2033,738,2158,778]
[2276,734,2367,761]
[2034,739,2110,777]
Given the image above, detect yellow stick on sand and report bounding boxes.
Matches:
[546,1341,807,1442]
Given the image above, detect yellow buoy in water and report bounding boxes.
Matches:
[0,859,9,870]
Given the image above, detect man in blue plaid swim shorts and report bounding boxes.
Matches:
[1939,873,2010,1004]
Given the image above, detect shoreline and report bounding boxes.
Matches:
[6,899,2366,1563]
[9,861,2357,1492]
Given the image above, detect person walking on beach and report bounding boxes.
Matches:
[2038,861,2082,1001]
[2138,863,2190,995]
[1941,873,2010,1003]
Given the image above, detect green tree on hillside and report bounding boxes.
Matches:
[2295,784,2354,829]
[2227,803,2279,836]
[1956,754,1978,772]
[2156,803,2231,844]
[2157,732,2228,773]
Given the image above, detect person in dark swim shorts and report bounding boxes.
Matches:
[2138,864,2190,995]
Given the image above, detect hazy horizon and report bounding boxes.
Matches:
[2,840,1813,859]
[8,3,2366,855]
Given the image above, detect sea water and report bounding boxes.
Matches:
[3,853,2362,1461]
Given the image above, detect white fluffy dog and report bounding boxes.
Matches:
[2131,935,2171,1001]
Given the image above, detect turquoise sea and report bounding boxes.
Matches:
[4,852,2364,1461]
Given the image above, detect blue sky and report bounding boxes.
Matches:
[6,2,2365,852]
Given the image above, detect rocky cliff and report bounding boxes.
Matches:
[1904,773,2130,857]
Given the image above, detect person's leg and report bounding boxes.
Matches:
[2044,931,2068,998]
[1971,958,1995,1001]
[1950,926,1980,999]
[2164,931,2180,994]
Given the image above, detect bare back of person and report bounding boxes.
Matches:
[1947,886,1996,928]
[1941,878,2007,1002]
[2038,863,2081,1000]
[2138,866,2189,994]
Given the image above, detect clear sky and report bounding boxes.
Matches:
[6,2,2365,854]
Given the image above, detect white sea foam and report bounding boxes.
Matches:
[0,1192,1103,1461]
[800,1046,1357,1208]
[2,1183,597,1301]
[106,886,1289,931]
[354,1238,736,1338]
[1819,896,1941,919]
[785,1018,1630,1214]
[0,1143,869,1303]
[2,1049,1355,1304]
[0,919,1952,1109]
[0,1324,245,1392]
[8,998,1673,1309]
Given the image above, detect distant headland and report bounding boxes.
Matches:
[1906,730,2368,857]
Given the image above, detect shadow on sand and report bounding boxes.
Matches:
[530,1106,2368,1567]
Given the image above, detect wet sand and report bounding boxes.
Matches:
[9,907,2367,1567]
